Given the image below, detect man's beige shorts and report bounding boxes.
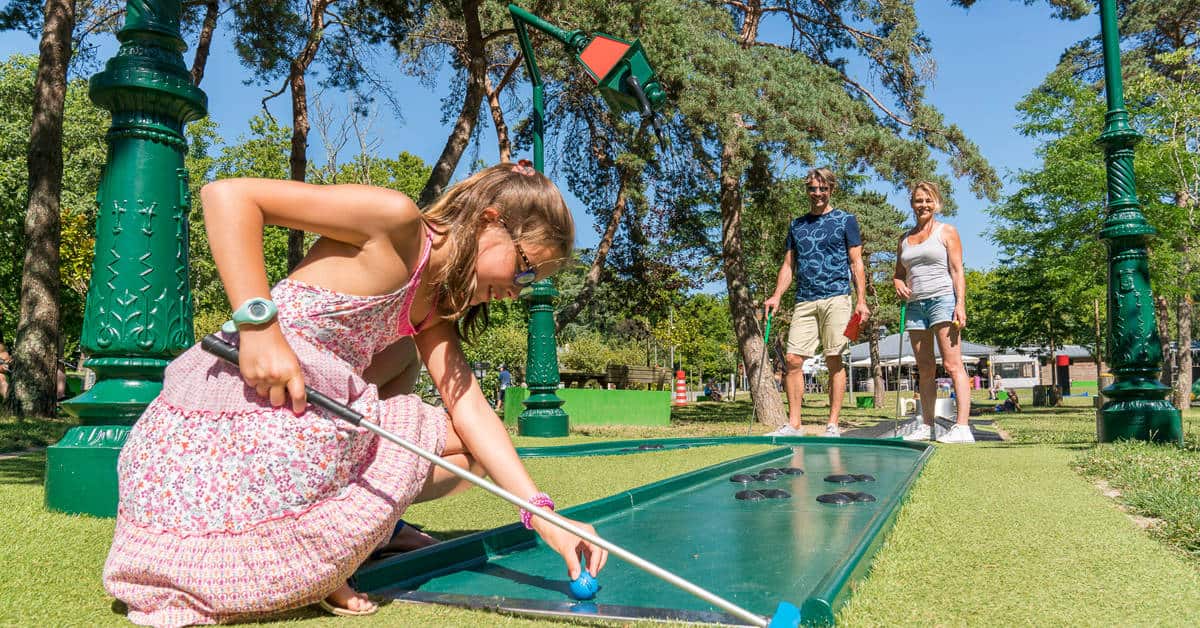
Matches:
[786,294,852,358]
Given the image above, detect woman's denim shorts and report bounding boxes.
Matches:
[905,293,956,330]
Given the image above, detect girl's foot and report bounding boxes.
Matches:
[319,583,378,617]
[374,521,439,556]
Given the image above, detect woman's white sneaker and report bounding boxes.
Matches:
[903,423,932,441]
[936,424,976,444]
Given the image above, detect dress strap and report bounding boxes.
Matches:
[398,225,436,336]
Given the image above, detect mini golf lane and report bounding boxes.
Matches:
[355,437,932,626]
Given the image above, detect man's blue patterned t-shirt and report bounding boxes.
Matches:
[784,209,862,302]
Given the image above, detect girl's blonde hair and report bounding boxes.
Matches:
[422,162,574,339]
[910,180,943,211]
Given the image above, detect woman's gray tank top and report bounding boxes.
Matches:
[899,222,954,301]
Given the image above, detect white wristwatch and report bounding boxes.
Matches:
[221,297,278,333]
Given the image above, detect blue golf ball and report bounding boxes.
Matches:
[569,569,599,600]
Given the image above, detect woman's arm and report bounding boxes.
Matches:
[893,237,911,301]
[943,224,967,328]
[415,321,608,578]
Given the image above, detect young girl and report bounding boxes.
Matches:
[103,162,608,626]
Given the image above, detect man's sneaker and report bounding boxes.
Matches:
[936,423,976,444]
[903,422,932,441]
[767,424,802,437]
[824,423,841,437]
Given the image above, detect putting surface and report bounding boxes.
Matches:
[356,437,931,625]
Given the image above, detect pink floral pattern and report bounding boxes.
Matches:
[104,232,449,627]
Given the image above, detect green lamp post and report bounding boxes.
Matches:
[44,0,207,515]
[1095,0,1182,444]
[508,4,666,436]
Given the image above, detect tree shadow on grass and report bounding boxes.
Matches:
[671,400,754,424]
[0,452,46,485]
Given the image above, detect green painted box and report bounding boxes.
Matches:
[503,387,671,426]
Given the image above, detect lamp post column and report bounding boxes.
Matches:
[1095,0,1181,443]
[44,0,208,515]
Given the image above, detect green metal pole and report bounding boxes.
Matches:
[511,4,569,436]
[45,0,208,515]
[1095,0,1181,444]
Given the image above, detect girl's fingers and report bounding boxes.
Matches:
[287,375,307,414]
[563,544,582,580]
[269,383,286,408]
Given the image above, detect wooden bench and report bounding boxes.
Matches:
[606,365,673,390]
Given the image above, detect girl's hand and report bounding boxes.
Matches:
[893,278,912,301]
[236,325,308,414]
[532,516,609,580]
[953,306,967,330]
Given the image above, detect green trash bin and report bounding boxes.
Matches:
[856,396,875,408]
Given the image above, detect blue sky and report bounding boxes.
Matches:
[1,1,1098,272]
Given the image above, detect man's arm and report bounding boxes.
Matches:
[847,245,871,320]
[763,249,795,316]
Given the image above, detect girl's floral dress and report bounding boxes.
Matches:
[103,234,447,627]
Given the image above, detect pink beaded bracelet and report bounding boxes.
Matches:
[520,492,556,529]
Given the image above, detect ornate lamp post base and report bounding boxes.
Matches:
[1098,400,1181,443]
[518,279,568,437]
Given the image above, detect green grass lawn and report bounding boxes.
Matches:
[0,412,76,454]
[2,393,1199,626]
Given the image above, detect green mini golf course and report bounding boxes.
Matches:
[355,436,932,625]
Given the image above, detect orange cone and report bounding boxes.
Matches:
[674,370,687,405]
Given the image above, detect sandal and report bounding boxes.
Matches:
[318,597,379,617]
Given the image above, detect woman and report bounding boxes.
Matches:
[893,181,974,443]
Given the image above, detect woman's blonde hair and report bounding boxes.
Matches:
[422,162,574,340]
[910,180,943,210]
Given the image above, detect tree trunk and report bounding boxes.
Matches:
[1154,295,1172,387]
[864,262,885,407]
[189,0,219,86]
[870,323,885,408]
[721,0,782,425]
[1174,292,1192,411]
[484,71,511,164]
[418,0,486,207]
[11,0,75,417]
[719,141,785,426]
[1172,190,1194,411]
[286,0,331,271]
[556,166,635,330]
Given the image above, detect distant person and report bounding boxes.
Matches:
[704,379,723,402]
[989,372,1003,400]
[894,181,973,444]
[995,388,1021,413]
[763,167,870,437]
[0,341,10,402]
[497,364,512,410]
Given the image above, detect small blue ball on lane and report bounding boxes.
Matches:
[569,569,599,600]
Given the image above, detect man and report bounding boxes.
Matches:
[497,364,512,410]
[763,168,870,437]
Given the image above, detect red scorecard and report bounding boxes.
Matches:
[843,312,863,341]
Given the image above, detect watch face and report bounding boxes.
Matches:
[248,302,268,319]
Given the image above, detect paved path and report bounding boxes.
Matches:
[0,446,45,460]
